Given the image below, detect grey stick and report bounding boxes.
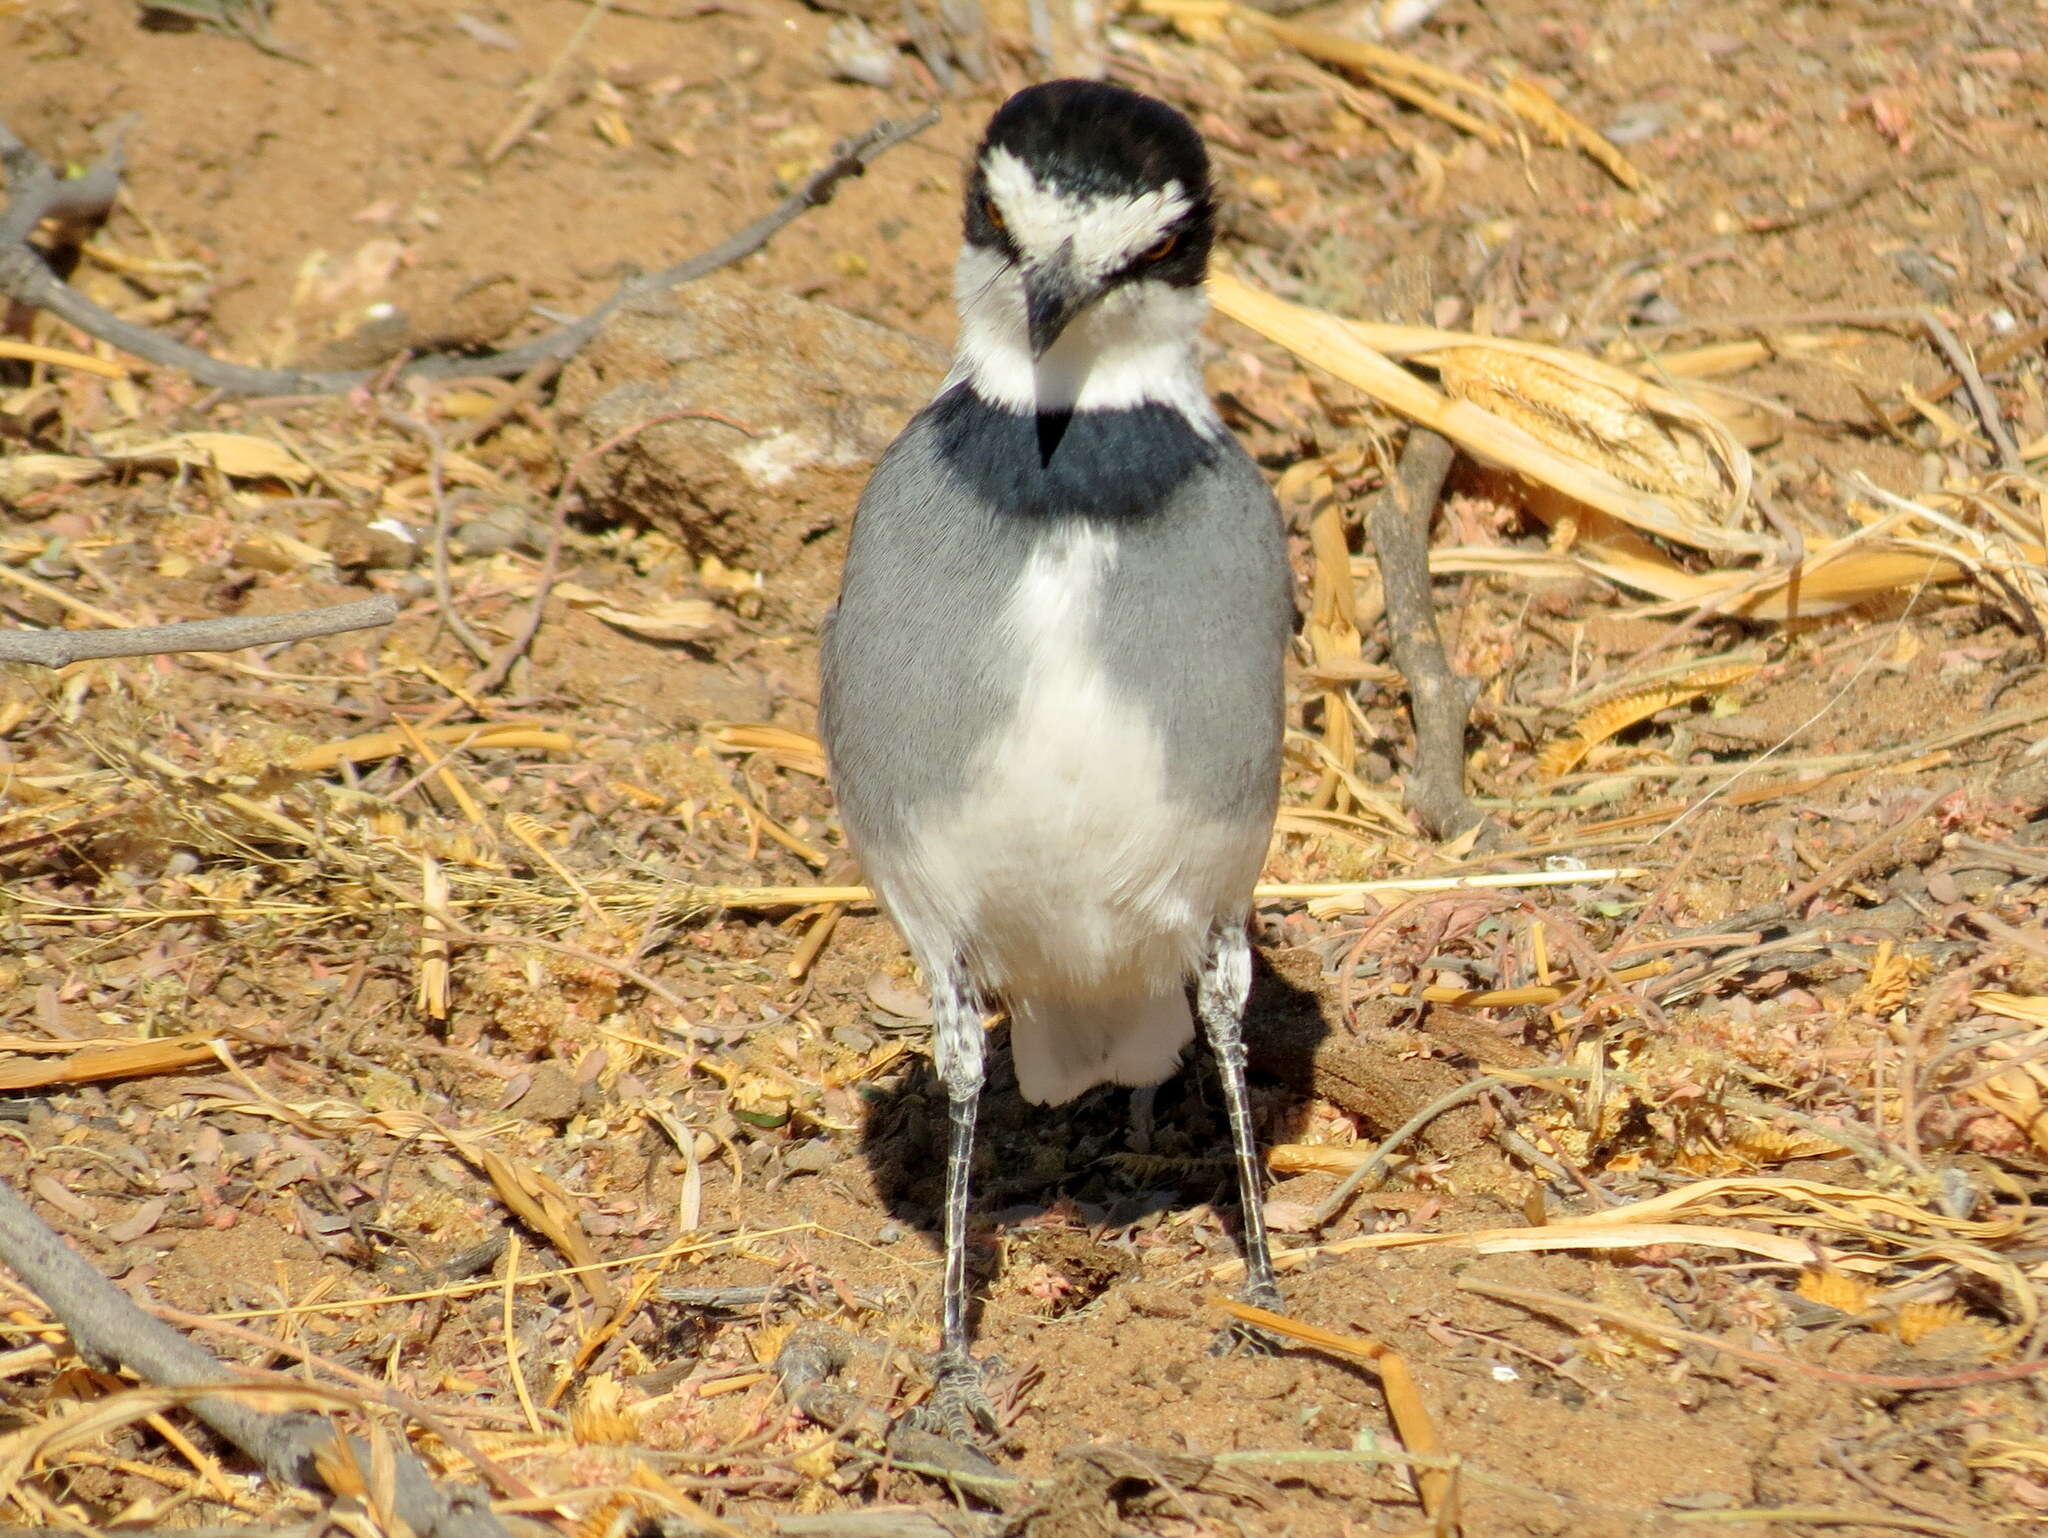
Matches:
[0,1175,513,1538]
[0,110,938,397]
[1366,427,1481,840]
[0,595,398,668]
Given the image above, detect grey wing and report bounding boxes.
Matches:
[817,420,1026,860]
[1097,438,1293,828]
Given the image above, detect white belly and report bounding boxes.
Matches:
[864,525,1264,1101]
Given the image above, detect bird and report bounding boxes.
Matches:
[818,78,1292,1433]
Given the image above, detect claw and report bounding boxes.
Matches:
[908,1348,1002,1443]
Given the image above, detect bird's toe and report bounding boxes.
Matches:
[909,1348,1003,1444]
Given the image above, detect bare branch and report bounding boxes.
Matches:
[0,122,124,247]
[1365,428,1484,841]
[0,594,397,668]
[0,1175,515,1538]
[0,109,940,397]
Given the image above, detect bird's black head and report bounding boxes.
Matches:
[963,80,1215,355]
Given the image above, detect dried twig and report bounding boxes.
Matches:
[0,1175,513,1538]
[1310,1074,1505,1227]
[0,595,397,669]
[467,407,752,694]
[1917,310,2022,471]
[483,0,614,166]
[1366,427,1483,839]
[381,410,494,666]
[1460,1277,2048,1391]
[0,109,938,396]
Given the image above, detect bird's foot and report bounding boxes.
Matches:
[908,1348,1003,1444]
[1210,1277,1286,1358]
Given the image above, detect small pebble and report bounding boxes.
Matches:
[1604,104,1669,145]
[452,520,522,557]
[875,1220,909,1243]
[823,18,896,88]
[783,1138,837,1175]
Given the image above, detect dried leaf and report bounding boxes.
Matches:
[1498,74,1648,190]
[1268,1143,1367,1176]
[475,1149,617,1309]
[1539,661,1761,775]
[0,453,103,499]
[105,1196,168,1244]
[704,722,829,778]
[109,432,310,482]
[232,530,332,574]
[553,581,723,642]
[1969,1062,2048,1158]
[0,1035,219,1091]
[1261,1200,1323,1234]
[1669,1125,1847,1174]
[1975,992,2048,1027]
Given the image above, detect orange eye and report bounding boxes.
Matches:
[1142,231,1179,262]
[982,196,1006,233]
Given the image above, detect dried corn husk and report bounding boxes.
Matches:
[1432,346,1743,522]
[1209,271,1770,558]
[1327,322,1750,522]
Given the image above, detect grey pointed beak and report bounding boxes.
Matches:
[1024,250,1095,359]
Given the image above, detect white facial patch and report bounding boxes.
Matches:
[981,145,1191,279]
[949,242,1220,425]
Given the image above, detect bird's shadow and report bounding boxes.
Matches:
[852,951,1330,1326]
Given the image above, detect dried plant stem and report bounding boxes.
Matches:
[1460,1277,2048,1391]
[1918,309,2022,471]
[1311,1075,1506,1227]
[0,595,397,668]
[383,410,494,666]
[1783,783,1952,912]
[441,925,704,1022]
[482,0,613,166]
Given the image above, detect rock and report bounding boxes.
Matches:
[557,275,945,613]
[323,513,419,570]
[510,1064,581,1124]
[783,1137,838,1175]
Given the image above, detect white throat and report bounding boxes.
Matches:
[946,243,1221,429]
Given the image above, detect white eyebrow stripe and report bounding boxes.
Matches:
[982,145,1192,279]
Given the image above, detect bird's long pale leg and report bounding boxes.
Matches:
[1198,923,1281,1310]
[924,961,997,1435]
